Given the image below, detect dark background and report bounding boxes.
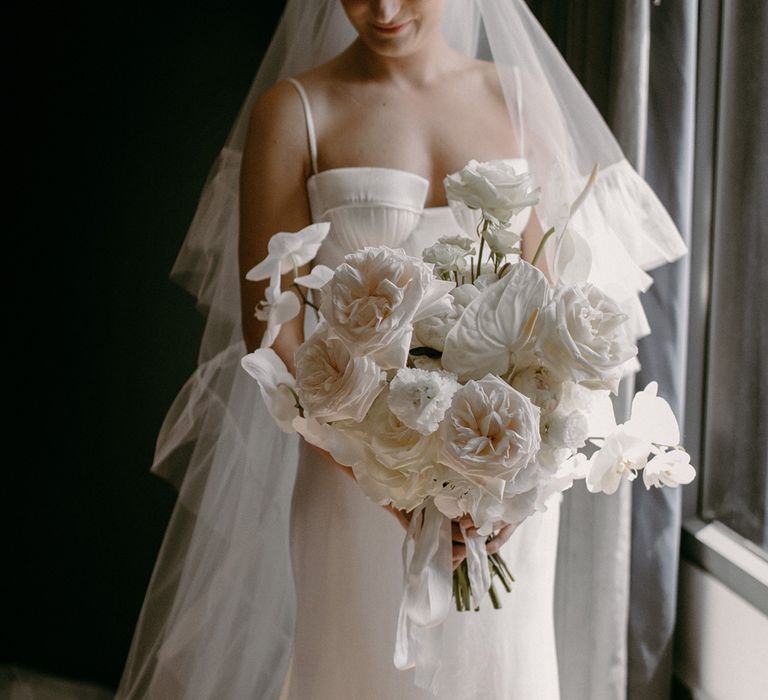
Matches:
[6,2,286,691]
[5,1,615,692]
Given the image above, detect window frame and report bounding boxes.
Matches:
[681,0,768,616]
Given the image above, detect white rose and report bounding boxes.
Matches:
[320,246,433,368]
[294,324,385,423]
[437,234,476,252]
[439,374,541,500]
[444,159,541,224]
[536,283,637,393]
[388,367,460,435]
[422,241,472,274]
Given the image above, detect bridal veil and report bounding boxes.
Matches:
[116,1,687,697]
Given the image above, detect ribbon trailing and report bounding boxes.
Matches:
[394,499,492,694]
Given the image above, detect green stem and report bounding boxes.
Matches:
[291,282,319,312]
[488,581,501,609]
[531,226,556,267]
[476,230,486,279]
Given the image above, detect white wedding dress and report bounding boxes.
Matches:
[278,78,562,700]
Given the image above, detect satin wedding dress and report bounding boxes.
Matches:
[278,78,562,700]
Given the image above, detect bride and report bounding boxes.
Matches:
[117,1,688,698]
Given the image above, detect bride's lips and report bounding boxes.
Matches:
[370,19,412,35]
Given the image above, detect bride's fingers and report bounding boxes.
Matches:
[452,541,466,560]
[485,523,513,554]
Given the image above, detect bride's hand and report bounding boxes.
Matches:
[451,515,515,570]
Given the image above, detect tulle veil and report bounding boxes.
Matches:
[116,1,688,697]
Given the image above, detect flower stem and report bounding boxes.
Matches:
[476,229,486,279]
[531,226,556,267]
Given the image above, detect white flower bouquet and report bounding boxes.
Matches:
[240,158,695,681]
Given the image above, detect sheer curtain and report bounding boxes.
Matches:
[528,2,698,698]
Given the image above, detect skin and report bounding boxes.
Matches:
[239,0,551,571]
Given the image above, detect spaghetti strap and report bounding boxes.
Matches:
[286,77,319,174]
[512,66,525,154]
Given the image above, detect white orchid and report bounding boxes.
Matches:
[240,348,300,432]
[293,264,334,290]
[643,449,696,489]
[585,381,693,494]
[255,287,301,349]
[245,222,331,294]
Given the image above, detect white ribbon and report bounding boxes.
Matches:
[393,500,453,694]
[459,519,491,609]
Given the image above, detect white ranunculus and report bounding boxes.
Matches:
[643,449,695,489]
[320,246,437,369]
[439,374,541,500]
[510,365,562,414]
[387,367,460,435]
[245,222,331,295]
[255,287,301,349]
[240,348,300,432]
[442,261,550,381]
[536,283,637,394]
[294,324,385,423]
[444,159,541,224]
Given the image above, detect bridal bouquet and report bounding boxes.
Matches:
[240,159,695,688]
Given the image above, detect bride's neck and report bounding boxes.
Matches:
[346,36,460,88]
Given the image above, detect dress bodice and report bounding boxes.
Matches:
[306,163,531,269]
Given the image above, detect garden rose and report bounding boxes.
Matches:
[439,374,541,500]
[294,324,385,423]
[320,246,439,368]
[536,283,636,393]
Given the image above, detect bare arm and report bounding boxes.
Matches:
[239,80,313,370]
[238,80,361,480]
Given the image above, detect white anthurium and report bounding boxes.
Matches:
[240,348,300,433]
[643,449,696,489]
[441,261,550,381]
[245,222,331,293]
[293,264,334,289]
[552,226,592,286]
[255,288,301,349]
